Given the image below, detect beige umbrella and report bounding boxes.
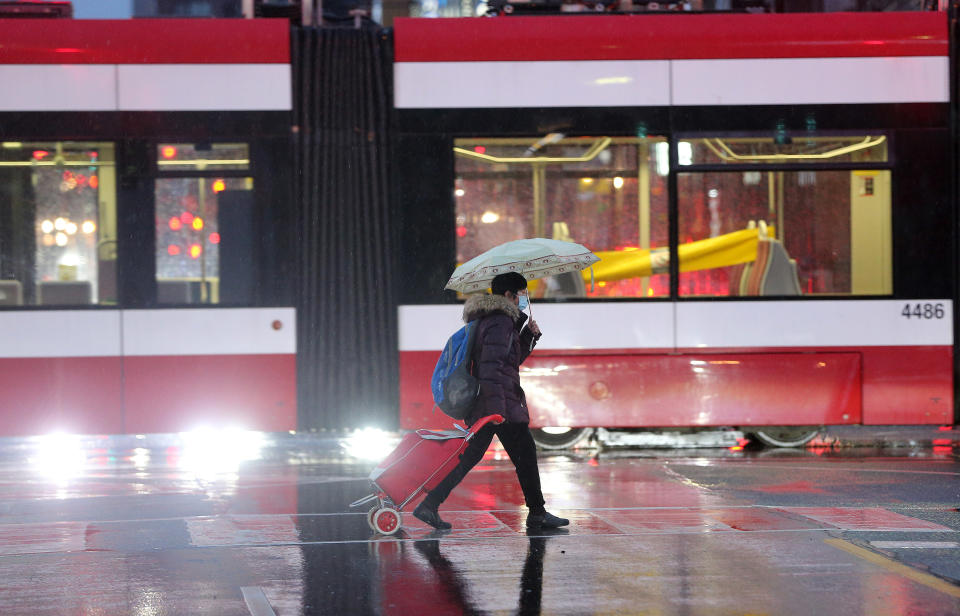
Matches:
[445,238,600,294]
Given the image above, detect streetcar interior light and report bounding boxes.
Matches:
[613,176,624,189]
[594,76,632,85]
[654,142,669,176]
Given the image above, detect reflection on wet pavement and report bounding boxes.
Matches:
[0,432,957,614]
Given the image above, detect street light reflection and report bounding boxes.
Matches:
[177,428,265,478]
[29,432,86,484]
[342,427,400,461]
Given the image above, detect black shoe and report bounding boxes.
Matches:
[414,502,452,530]
[526,511,569,529]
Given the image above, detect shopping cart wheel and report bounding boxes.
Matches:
[373,507,401,535]
[366,506,380,532]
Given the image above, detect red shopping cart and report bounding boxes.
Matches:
[350,413,504,534]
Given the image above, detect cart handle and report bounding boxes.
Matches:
[471,414,505,432]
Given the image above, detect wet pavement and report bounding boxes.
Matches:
[0,429,958,615]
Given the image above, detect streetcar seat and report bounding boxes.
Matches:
[38,281,93,305]
[0,280,23,306]
[542,270,587,298]
[734,238,801,296]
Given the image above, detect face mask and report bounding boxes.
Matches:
[517,294,529,311]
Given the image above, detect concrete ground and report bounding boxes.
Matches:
[0,427,957,615]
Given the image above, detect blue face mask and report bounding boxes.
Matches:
[517,294,529,311]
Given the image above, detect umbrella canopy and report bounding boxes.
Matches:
[445,238,600,293]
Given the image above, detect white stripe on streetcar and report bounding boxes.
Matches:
[0,65,117,111]
[395,56,948,109]
[118,64,291,111]
[396,60,671,109]
[122,308,296,356]
[0,311,121,358]
[672,56,948,106]
[0,64,292,112]
[399,300,953,351]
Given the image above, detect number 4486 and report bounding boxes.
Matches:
[901,303,945,319]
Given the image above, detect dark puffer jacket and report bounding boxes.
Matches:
[462,293,540,425]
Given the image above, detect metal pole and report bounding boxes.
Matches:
[198,178,208,303]
[303,0,316,25]
[638,141,651,297]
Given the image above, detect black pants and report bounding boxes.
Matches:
[423,422,546,514]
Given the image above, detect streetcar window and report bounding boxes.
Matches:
[155,177,254,304]
[680,135,888,166]
[678,168,892,296]
[0,141,117,306]
[453,136,669,299]
[157,143,249,171]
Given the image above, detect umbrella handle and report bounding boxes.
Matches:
[527,301,536,352]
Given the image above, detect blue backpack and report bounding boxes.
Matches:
[431,321,479,420]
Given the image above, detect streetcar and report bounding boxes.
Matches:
[0,18,297,436]
[0,10,955,447]
[393,11,956,447]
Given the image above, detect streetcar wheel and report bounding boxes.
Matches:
[367,506,379,532]
[373,507,402,535]
[531,427,594,450]
[749,427,821,448]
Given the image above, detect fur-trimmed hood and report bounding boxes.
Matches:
[462,293,521,323]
